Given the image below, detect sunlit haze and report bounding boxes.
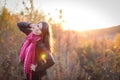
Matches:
[4,0,120,31]
[36,0,120,31]
[42,5,110,31]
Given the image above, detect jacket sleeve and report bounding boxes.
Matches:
[17,22,32,35]
[35,41,55,72]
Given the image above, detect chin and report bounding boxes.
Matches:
[33,32,37,35]
[35,33,40,35]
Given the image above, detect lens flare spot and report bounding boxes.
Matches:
[41,54,46,60]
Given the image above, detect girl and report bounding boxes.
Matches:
[17,21,55,80]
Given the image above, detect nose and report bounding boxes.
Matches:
[34,25,39,29]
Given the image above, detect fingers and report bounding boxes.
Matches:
[30,64,37,71]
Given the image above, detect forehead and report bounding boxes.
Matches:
[38,22,42,25]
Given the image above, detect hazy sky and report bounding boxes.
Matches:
[1,0,120,31]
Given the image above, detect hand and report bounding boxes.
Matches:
[30,64,37,71]
[29,24,37,28]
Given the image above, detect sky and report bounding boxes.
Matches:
[1,0,120,31]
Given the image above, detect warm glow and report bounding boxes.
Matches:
[45,8,109,31]
[41,54,46,60]
[39,0,113,31]
[4,0,120,31]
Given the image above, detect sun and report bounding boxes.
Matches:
[61,7,110,31]
[40,1,111,32]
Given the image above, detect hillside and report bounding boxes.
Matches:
[90,25,120,35]
[81,25,120,39]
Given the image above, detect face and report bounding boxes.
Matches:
[32,23,42,35]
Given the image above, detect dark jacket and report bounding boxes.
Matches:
[17,22,55,79]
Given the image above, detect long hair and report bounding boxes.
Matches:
[38,21,53,52]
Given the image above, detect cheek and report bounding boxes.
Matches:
[37,30,41,34]
[33,29,37,33]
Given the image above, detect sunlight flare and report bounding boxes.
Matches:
[40,1,112,31]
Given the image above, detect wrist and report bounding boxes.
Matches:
[29,23,32,28]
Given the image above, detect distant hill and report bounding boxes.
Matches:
[81,25,120,40]
[89,25,120,35]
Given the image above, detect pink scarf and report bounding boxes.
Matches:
[19,32,41,80]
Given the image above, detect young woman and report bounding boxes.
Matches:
[17,21,55,80]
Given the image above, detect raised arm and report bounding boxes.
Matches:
[17,22,32,35]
